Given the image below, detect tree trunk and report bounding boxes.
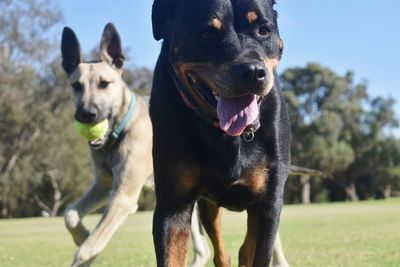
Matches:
[383,185,392,199]
[300,175,311,204]
[1,195,8,218]
[345,183,358,201]
[33,171,65,217]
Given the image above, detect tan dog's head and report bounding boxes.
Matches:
[61,23,126,126]
[61,23,128,147]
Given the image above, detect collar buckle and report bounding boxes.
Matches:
[243,131,255,142]
[241,120,261,142]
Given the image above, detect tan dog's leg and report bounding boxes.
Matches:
[190,202,211,267]
[64,179,111,246]
[197,198,231,267]
[71,168,146,267]
[271,232,290,267]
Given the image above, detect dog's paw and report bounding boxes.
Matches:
[271,263,290,267]
[71,247,96,267]
[213,254,231,267]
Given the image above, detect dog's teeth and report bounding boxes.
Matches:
[212,92,219,101]
[89,138,105,146]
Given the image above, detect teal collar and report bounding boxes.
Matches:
[111,91,136,140]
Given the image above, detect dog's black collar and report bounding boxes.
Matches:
[169,64,261,142]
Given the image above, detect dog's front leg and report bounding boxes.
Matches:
[65,179,111,246]
[239,169,286,267]
[71,169,145,267]
[153,196,195,267]
[71,191,140,267]
[239,202,282,267]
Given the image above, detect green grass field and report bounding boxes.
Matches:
[1,199,399,267]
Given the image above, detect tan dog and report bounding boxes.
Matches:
[61,23,152,267]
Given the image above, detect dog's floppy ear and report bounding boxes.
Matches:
[100,23,125,69]
[61,27,82,75]
[152,0,178,41]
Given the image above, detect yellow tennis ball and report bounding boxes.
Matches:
[74,119,109,141]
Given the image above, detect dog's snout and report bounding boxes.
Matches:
[233,63,266,86]
[75,107,98,124]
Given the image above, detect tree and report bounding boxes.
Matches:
[123,66,153,96]
[282,63,399,202]
[359,137,400,199]
[0,0,92,218]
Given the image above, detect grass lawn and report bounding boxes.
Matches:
[1,199,399,267]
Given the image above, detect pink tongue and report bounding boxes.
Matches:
[217,94,259,136]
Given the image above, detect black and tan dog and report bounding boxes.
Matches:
[150,0,290,266]
[61,24,153,267]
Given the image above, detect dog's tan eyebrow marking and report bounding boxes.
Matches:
[247,11,258,23]
[211,18,223,30]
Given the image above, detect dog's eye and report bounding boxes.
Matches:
[99,80,110,89]
[200,27,218,40]
[257,26,271,37]
[72,82,83,92]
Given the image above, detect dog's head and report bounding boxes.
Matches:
[152,0,283,136]
[61,23,126,147]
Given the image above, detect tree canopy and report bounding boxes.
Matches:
[282,63,400,202]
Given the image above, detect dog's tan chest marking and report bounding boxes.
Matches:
[233,165,268,195]
[171,164,201,195]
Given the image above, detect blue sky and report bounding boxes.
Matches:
[60,0,400,115]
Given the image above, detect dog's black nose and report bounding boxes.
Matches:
[233,63,266,85]
[75,108,98,124]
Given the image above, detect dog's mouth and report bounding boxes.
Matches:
[89,136,108,148]
[186,72,261,137]
[217,94,261,137]
[87,117,113,149]
[186,72,218,106]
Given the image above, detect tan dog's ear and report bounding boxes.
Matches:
[100,23,125,69]
[61,27,82,75]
